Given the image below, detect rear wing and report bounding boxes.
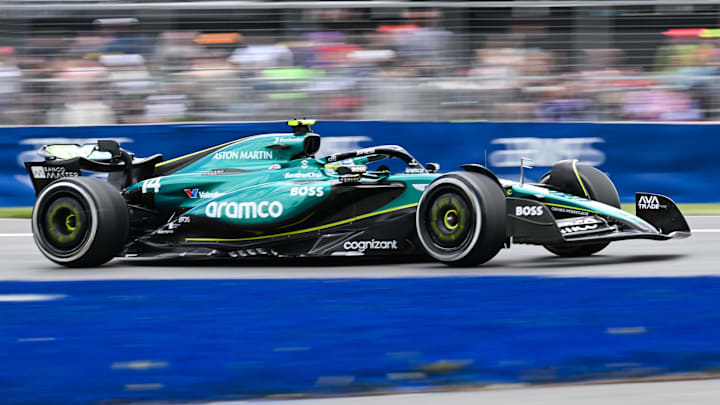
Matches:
[25,140,162,195]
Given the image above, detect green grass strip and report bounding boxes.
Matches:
[0,207,33,218]
[622,204,720,216]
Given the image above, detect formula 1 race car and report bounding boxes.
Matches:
[26,120,691,267]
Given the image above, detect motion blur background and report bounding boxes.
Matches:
[4,3,720,404]
[3,0,720,125]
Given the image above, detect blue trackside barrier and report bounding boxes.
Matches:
[1,121,718,206]
[2,277,720,404]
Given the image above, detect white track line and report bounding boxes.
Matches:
[0,294,66,302]
[0,233,32,237]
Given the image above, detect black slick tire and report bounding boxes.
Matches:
[416,171,506,266]
[31,177,129,267]
[540,162,620,257]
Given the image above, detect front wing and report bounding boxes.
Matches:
[506,193,691,247]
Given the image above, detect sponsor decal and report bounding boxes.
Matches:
[205,200,283,219]
[561,224,598,234]
[240,150,273,160]
[404,167,426,174]
[30,166,45,179]
[343,239,398,252]
[412,184,429,191]
[560,217,602,226]
[184,189,225,199]
[515,206,544,216]
[290,186,325,197]
[213,151,238,160]
[344,165,367,174]
[141,178,161,193]
[178,216,191,224]
[212,150,273,160]
[284,171,322,179]
[268,164,282,170]
[155,222,180,235]
[549,205,589,216]
[558,217,603,235]
[273,136,302,144]
[638,195,665,210]
[356,147,376,156]
[30,166,79,180]
[490,137,605,167]
[199,191,225,199]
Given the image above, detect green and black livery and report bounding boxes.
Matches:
[26,120,690,267]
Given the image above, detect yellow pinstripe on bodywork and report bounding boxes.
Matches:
[571,159,590,198]
[155,135,261,167]
[185,203,418,242]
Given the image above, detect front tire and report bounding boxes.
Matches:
[540,161,620,257]
[32,177,129,267]
[416,172,506,266]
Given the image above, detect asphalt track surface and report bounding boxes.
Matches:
[0,216,718,280]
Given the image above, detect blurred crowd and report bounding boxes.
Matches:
[1,10,720,125]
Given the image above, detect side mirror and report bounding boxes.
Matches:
[303,134,321,157]
[97,139,121,157]
[425,162,440,173]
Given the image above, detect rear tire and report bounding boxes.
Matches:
[32,177,129,267]
[540,162,620,257]
[416,172,506,266]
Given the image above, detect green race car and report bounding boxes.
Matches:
[26,120,691,267]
